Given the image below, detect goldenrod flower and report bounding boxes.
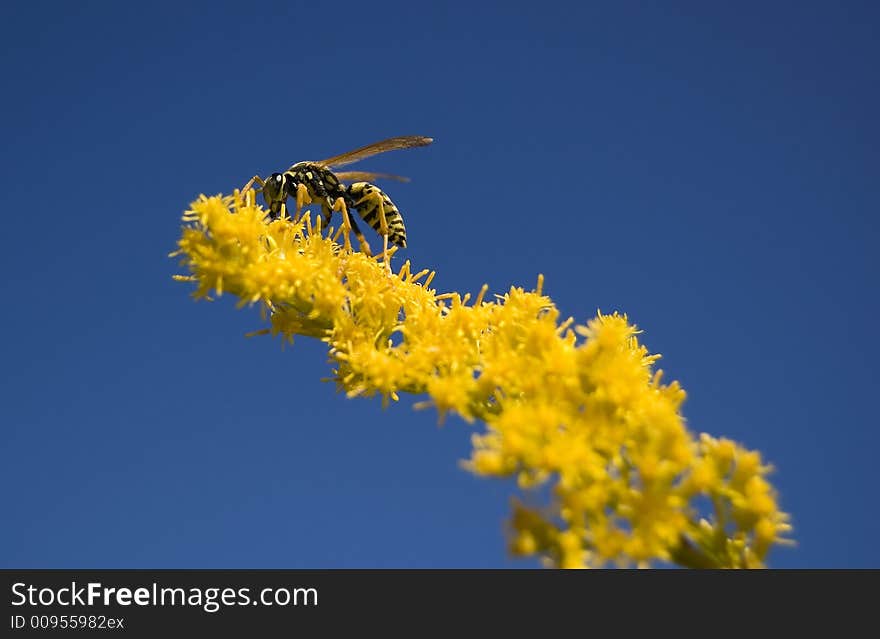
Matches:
[173,194,791,568]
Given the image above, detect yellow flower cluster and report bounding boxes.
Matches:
[173,194,792,568]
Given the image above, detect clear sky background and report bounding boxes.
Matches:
[1,1,877,568]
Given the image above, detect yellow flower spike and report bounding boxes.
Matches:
[174,194,792,568]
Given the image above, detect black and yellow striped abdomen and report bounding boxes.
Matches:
[346,182,407,248]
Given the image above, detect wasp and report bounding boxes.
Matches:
[240,135,432,260]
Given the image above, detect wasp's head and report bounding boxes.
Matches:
[261,172,289,208]
[260,172,293,218]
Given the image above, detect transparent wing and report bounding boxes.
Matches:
[334,171,410,183]
[316,135,433,169]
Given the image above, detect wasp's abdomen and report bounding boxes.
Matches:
[347,182,407,248]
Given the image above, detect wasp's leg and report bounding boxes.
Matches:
[241,175,265,193]
[240,175,265,205]
[332,197,372,256]
[291,183,312,222]
[320,197,335,228]
[349,215,373,257]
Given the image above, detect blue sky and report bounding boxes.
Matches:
[1,1,877,568]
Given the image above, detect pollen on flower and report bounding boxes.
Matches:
[173,194,791,568]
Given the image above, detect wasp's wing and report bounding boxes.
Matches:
[316,136,433,169]
[334,171,411,183]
